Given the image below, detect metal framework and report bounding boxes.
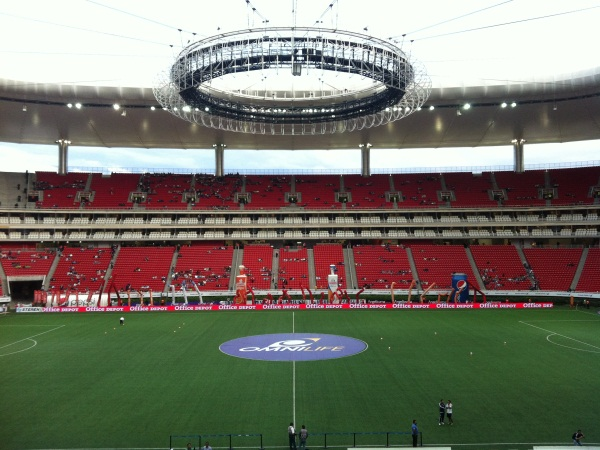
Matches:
[154,27,431,135]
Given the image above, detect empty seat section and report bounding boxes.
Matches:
[393,173,444,208]
[522,248,582,291]
[469,245,531,290]
[34,171,89,208]
[547,167,600,205]
[410,244,480,290]
[494,170,547,206]
[49,246,112,292]
[172,243,233,291]
[353,244,412,289]
[244,175,290,209]
[342,174,392,209]
[242,244,274,290]
[443,172,497,207]
[88,173,140,208]
[294,175,341,209]
[278,247,309,289]
[313,243,345,290]
[111,246,175,292]
[576,248,600,292]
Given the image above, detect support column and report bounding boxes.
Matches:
[359,143,372,177]
[512,139,526,173]
[56,139,71,175]
[213,143,226,177]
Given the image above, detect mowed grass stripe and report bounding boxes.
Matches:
[0,308,598,450]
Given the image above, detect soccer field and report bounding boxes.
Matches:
[1,307,598,450]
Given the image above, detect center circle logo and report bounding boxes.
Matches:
[219,333,368,361]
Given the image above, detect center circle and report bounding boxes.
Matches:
[219,333,368,361]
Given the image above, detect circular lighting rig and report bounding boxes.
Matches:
[154,27,430,135]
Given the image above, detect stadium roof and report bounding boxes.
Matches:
[1,0,600,151]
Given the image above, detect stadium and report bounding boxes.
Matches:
[0,1,599,450]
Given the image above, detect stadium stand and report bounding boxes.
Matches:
[410,244,481,290]
[34,171,89,209]
[110,246,175,293]
[88,173,140,209]
[469,245,532,291]
[392,173,444,207]
[342,174,392,209]
[576,248,600,292]
[49,246,112,293]
[241,244,275,290]
[313,243,346,290]
[494,170,547,206]
[0,249,55,277]
[244,175,290,209]
[353,244,412,290]
[522,247,583,291]
[278,247,309,289]
[547,166,600,205]
[172,243,234,291]
[294,175,341,209]
[443,172,498,207]
[141,173,193,209]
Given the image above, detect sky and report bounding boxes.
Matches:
[1,0,599,173]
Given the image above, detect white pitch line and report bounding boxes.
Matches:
[520,321,600,351]
[0,325,65,350]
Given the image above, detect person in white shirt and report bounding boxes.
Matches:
[446,400,453,425]
[288,422,296,450]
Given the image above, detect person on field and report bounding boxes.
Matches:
[411,420,419,447]
[438,399,446,425]
[288,422,297,450]
[446,400,453,425]
[572,429,584,446]
[298,425,308,450]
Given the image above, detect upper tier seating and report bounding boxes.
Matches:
[34,172,89,209]
[393,173,444,208]
[242,244,274,290]
[244,175,290,209]
[494,170,547,206]
[142,173,193,209]
[172,243,233,291]
[191,174,242,210]
[410,244,480,290]
[469,245,532,290]
[294,175,341,209]
[88,173,140,208]
[353,244,412,290]
[443,172,498,207]
[547,167,600,206]
[522,247,582,291]
[342,174,393,209]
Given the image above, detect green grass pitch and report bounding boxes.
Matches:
[0,307,598,450]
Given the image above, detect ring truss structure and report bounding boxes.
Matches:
[154,27,431,135]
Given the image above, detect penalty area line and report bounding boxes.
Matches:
[0,325,65,351]
[519,320,600,351]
